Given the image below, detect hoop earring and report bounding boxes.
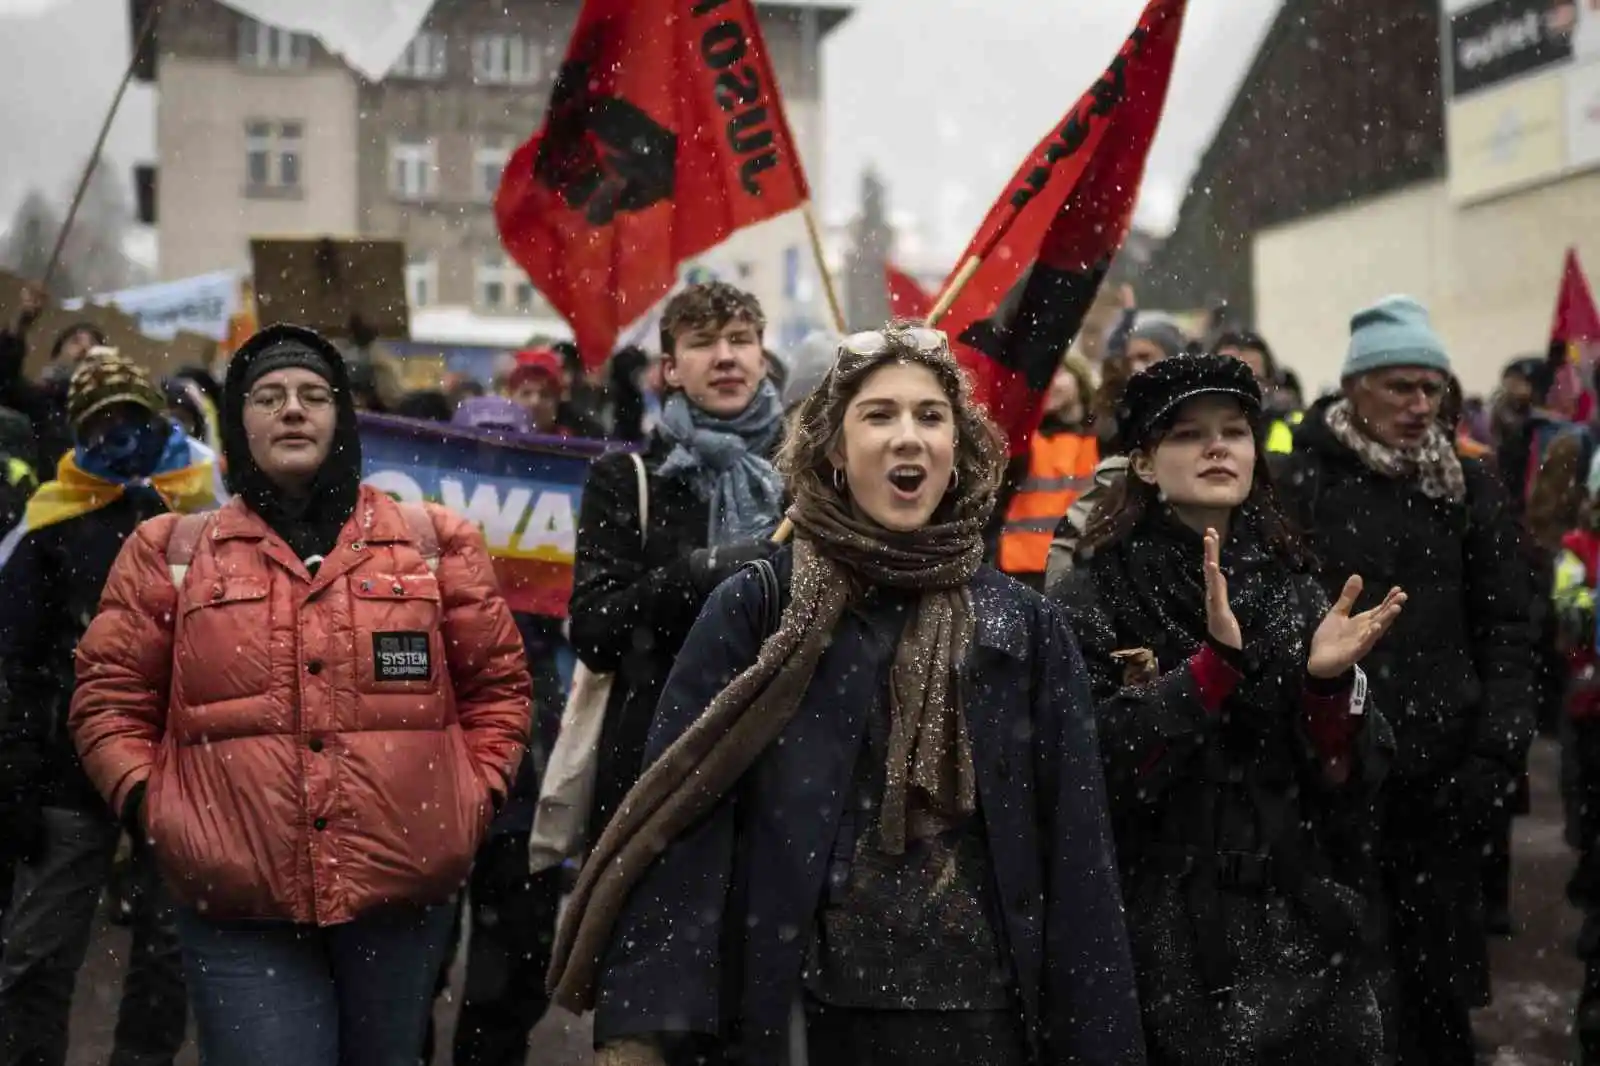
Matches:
[950,468,961,491]
[833,466,847,493]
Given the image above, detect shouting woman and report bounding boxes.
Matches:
[548,326,1145,1066]
[1052,354,1403,1064]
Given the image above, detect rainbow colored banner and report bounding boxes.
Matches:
[358,413,621,618]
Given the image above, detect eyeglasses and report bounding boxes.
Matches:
[841,326,949,357]
[247,384,335,416]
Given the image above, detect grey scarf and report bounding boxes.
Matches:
[1324,399,1467,502]
[656,380,785,545]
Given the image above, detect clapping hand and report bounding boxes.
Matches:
[1307,575,1406,679]
[1203,528,1242,651]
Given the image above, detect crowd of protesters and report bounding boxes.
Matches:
[0,270,1589,1066]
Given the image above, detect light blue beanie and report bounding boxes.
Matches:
[1342,295,1452,379]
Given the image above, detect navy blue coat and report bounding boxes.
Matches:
[594,553,1146,1066]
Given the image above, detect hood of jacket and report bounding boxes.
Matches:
[222,323,363,559]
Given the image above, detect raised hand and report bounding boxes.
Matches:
[1308,575,1406,679]
[1203,527,1242,651]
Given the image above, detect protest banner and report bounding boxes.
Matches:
[63,270,242,341]
[358,413,618,618]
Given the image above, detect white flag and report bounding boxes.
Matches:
[217,0,436,82]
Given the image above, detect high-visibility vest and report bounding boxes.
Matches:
[999,429,1099,575]
[1266,410,1304,455]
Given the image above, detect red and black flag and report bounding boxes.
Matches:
[886,263,932,319]
[495,0,809,367]
[939,0,1188,453]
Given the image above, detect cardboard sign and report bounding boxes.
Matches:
[250,237,409,341]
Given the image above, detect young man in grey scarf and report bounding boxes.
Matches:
[569,280,787,842]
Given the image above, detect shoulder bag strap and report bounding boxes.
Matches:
[166,512,213,589]
[627,451,649,548]
[397,501,441,572]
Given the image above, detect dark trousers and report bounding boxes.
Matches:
[177,902,454,1066]
[803,1000,1030,1066]
[0,806,186,1066]
[1381,838,1485,1066]
[450,832,562,1066]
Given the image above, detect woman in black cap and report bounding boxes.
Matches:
[1050,354,1405,1065]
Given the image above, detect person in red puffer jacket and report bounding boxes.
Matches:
[69,324,531,1066]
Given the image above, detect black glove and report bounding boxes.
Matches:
[0,797,45,865]
[1435,756,1515,841]
[688,539,778,599]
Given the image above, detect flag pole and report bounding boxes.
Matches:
[45,0,161,291]
[801,202,846,332]
[924,254,982,328]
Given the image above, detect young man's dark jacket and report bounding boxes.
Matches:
[594,551,1146,1066]
[569,432,775,843]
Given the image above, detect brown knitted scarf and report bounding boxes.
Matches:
[546,483,987,1013]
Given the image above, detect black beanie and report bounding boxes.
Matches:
[241,340,336,392]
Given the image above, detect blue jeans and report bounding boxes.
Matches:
[176,903,455,1066]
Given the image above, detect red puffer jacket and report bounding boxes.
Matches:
[70,486,530,925]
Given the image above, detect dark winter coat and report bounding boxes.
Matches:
[0,490,171,812]
[1053,512,1391,1065]
[1275,403,1536,793]
[1275,404,1537,1010]
[569,432,751,842]
[594,552,1146,1066]
[0,329,72,474]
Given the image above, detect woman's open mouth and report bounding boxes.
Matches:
[887,465,928,498]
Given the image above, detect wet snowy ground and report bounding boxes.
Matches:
[66,738,1583,1065]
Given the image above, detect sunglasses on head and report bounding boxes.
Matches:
[840,326,949,357]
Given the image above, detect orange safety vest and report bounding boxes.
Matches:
[999,428,1099,576]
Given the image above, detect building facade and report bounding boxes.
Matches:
[139,0,850,349]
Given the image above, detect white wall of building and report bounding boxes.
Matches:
[1253,171,1600,396]
[156,58,361,281]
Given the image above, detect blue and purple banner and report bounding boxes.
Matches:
[358,413,623,618]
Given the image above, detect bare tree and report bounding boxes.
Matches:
[59,156,141,295]
[0,190,80,297]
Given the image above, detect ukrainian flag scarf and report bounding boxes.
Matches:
[0,424,225,570]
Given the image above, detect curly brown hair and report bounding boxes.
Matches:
[776,323,1006,525]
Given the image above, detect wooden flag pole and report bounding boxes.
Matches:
[45,0,161,290]
[924,254,982,328]
[800,201,846,333]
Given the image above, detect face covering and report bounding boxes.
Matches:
[76,416,169,482]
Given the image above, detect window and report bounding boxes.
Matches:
[389,138,438,201]
[472,34,540,85]
[391,32,447,79]
[406,254,437,309]
[476,252,526,312]
[245,120,303,193]
[238,17,311,70]
[514,279,537,312]
[474,138,511,200]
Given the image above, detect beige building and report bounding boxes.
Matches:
[138,0,851,348]
[1255,172,1600,396]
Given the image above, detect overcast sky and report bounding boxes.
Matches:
[0,0,1282,269]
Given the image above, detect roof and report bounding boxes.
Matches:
[1138,0,1445,320]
